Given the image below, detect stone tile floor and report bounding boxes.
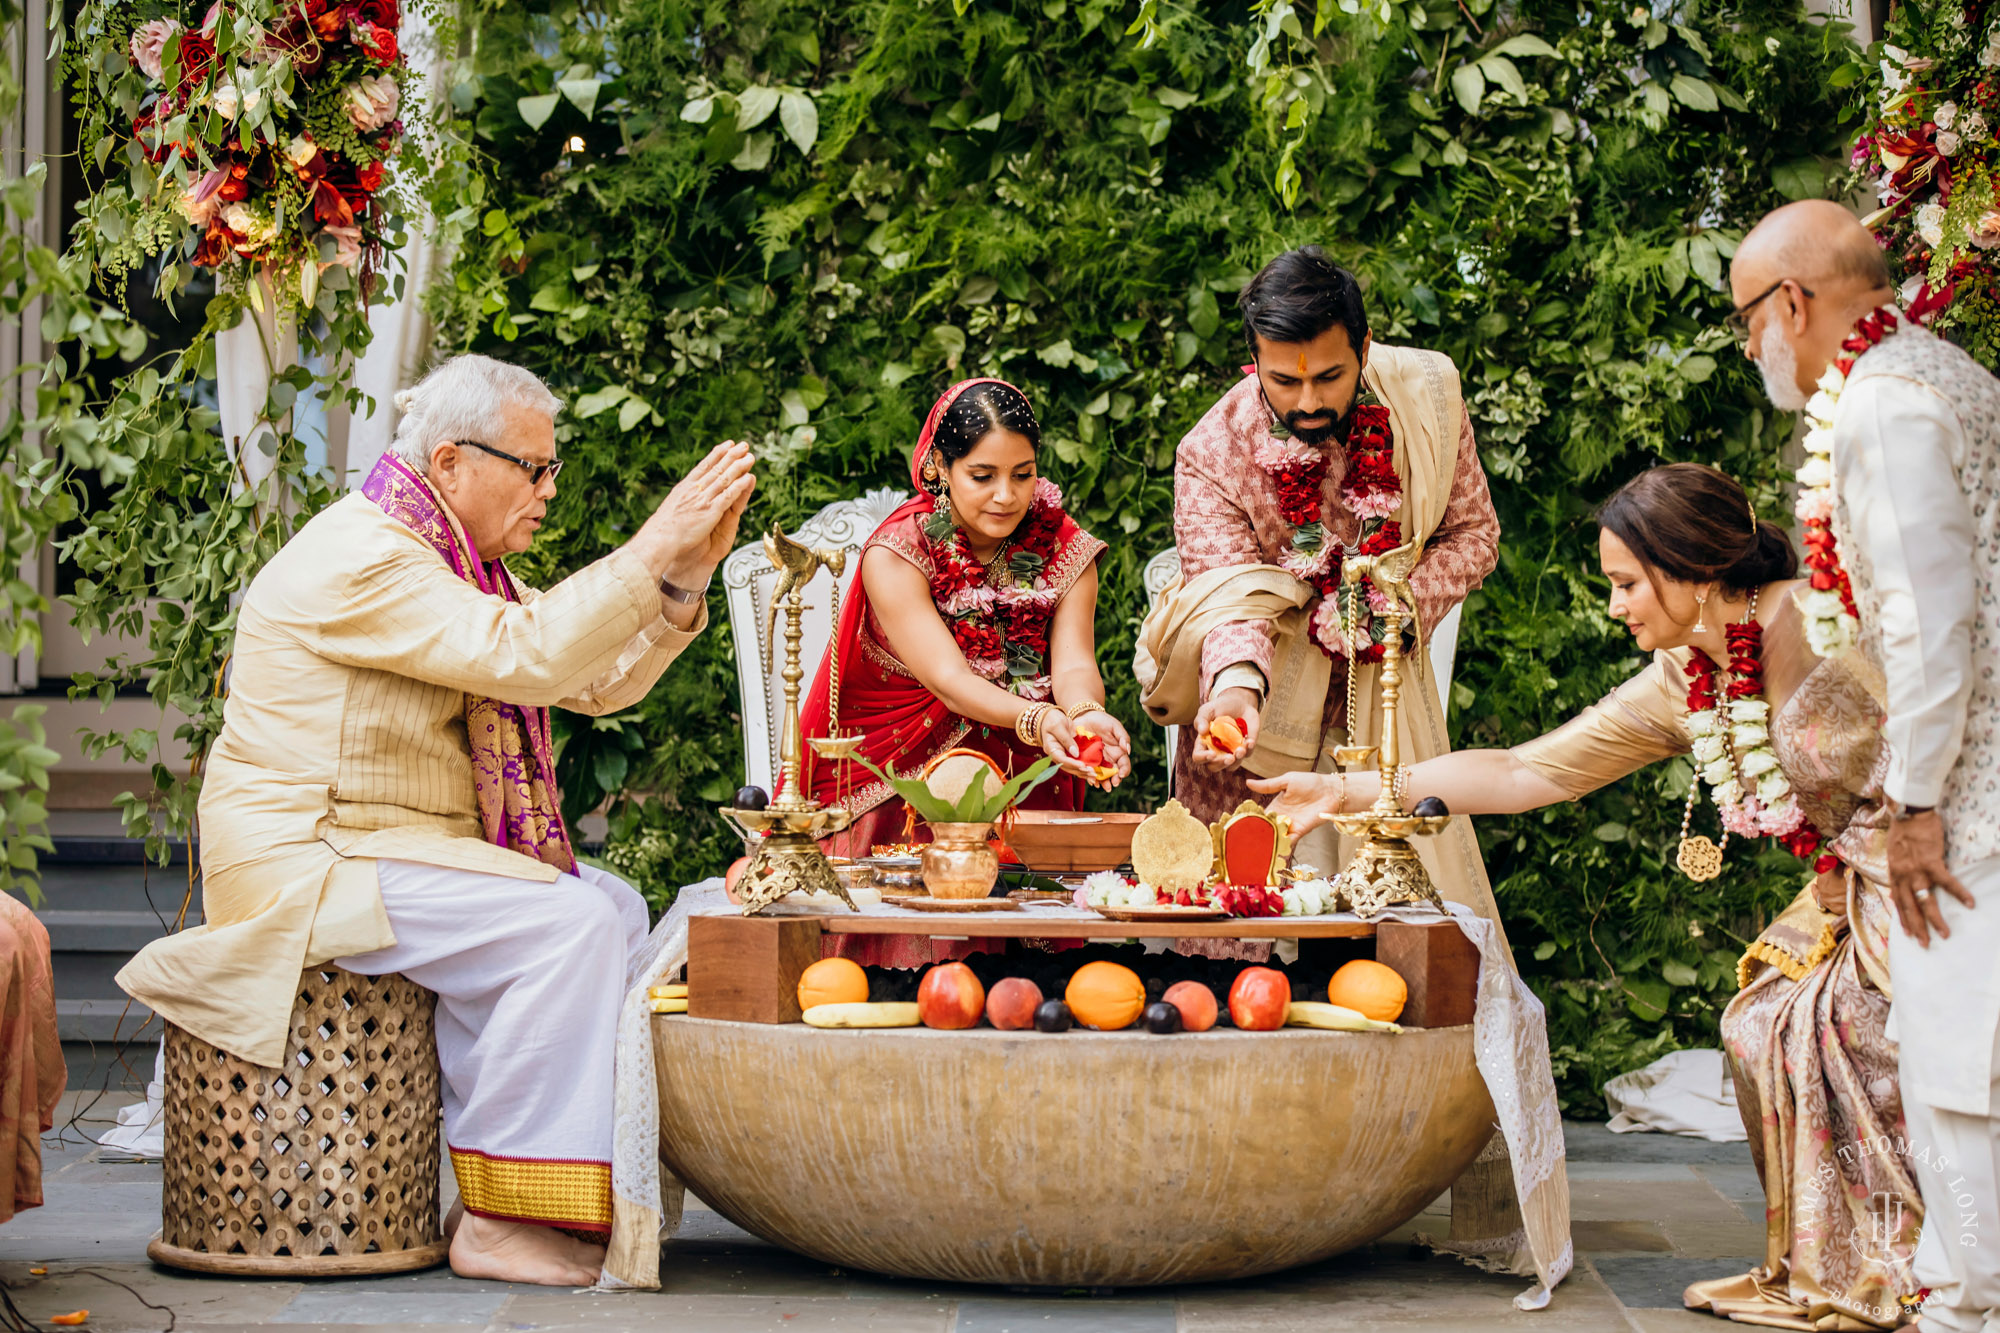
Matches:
[0,1093,1764,1332]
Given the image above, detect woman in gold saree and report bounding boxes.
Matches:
[1260,463,1920,1330]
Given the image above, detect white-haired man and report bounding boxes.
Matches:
[118,354,754,1285]
[1732,199,2000,1332]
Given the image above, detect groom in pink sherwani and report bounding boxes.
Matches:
[1157,248,1500,828]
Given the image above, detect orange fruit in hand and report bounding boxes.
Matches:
[1208,716,1248,755]
[798,957,870,1011]
[1327,959,1408,1022]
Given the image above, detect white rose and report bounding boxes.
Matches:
[343,73,400,133]
[1756,770,1794,805]
[1702,757,1737,788]
[1804,389,1840,420]
[1739,750,1780,779]
[1730,723,1770,749]
[130,18,179,81]
[1917,202,1948,246]
[1687,709,1721,734]
[1795,456,1834,489]
[1727,699,1770,723]
[1982,42,2000,67]
[1938,130,1963,156]
[1280,888,1304,917]
[1295,881,1328,916]
[1128,882,1158,907]
[1968,111,1990,141]
[286,135,317,168]
[211,81,241,120]
[1712,779,1743,808]
[1815,365,1845,394]
[1691,733,1727,764]
[1938,100,1960,129]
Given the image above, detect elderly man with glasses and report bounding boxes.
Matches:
[118,354,754,1286]
[1729,199,2000,1333]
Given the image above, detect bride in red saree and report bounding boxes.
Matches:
[797,378,1131,864]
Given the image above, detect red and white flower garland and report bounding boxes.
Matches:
[924,478,1067,697]
[1683,610,1840,874]
[1254,393,1404,661]
[1795,306,1901,658]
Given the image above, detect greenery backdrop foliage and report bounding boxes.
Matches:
[429,0,1860,1110]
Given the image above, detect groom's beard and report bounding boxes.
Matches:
[1284,405,1350,447]
[1755,327,1810,412]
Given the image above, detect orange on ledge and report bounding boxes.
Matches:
[798,957,870,1011]
[1327,959,1408,1023]
[1066,960,1146,1030]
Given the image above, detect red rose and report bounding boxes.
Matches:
[355,158,384,193]
[356,20,397,65]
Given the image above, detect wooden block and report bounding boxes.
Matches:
[1376,919,1479,1029]
[687,915,825,1024]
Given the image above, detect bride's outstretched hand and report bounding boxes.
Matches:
[1246,771,1343,837]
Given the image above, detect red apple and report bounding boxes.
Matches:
[1161,980,1219,1033]
[986,977,1044,1030]
[1227,967,1290,1031]
[917,962,986,1030]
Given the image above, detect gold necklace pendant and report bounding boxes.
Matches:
[1676,834,1724,882]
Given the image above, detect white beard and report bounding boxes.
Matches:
[1755,328,1810,412]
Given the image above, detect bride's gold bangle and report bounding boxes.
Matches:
[1062,699,1103,723]
[1016,703,1054,748]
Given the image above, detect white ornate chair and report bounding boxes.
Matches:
[723,489,911,796]
[1141,548,1464,788]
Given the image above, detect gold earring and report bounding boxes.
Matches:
[921,452,938,482]
[1692,590,1709,635]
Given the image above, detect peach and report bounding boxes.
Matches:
[986,977,1044,1030]
[1227,967,1290,1031]
[917,961,986,1030]
[1161,980,1219,1033]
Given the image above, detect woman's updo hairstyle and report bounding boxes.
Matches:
[1596,462,1798,595]
[924,382,1041,495]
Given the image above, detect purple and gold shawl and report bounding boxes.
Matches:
[362,454,578,874]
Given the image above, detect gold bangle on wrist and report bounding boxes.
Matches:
[1016,703,1053,748]
[1062,699,1103,723]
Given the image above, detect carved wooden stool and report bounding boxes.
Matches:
[149,967,449,1275]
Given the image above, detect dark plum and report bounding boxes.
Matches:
[1142,1001,1183,1034]
[1033,998,1074,1033]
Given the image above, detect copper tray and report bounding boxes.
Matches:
[1087,903,1228,923]
[881,895,1023,913]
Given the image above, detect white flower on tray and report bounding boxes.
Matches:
[1081,870,1130,907]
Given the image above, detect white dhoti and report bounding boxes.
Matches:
[1888,855,2000,1331]
[338,859,648,1236]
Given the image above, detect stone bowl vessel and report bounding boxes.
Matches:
[652,1018,1494,1287]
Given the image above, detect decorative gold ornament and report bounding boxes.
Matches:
[723,523,856,916]
[1675,834,1724,882]
[1324,541,1449,918]
[1131,799,1213,891]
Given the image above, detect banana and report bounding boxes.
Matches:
[648,983,688,1001]
[1285,1001,1402,1033]
[649,997,689,1014]
[802,1002,921,1029]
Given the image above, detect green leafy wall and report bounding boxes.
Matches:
[432,0,1857,1111]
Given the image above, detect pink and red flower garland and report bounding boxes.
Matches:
[1254,395,1404,662]
[925,478,1068,695]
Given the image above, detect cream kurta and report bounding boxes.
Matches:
[118,491,704,1068]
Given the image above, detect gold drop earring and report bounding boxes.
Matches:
[1692,588,1710,635]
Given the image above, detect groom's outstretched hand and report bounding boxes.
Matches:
[1888,809,1976,947]
[1191,688,1262,772]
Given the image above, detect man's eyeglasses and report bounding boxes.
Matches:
[1725,279,1815,345]
[459,439,564,486]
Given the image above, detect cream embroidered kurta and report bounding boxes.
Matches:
[117,491,704,1068]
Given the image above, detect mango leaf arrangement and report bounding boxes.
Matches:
[846,755,1059,826]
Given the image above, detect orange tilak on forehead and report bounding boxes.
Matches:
[1296,349,1309,375]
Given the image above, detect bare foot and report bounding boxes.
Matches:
[449,1213,605,1286]
[443,1199,464,1239]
